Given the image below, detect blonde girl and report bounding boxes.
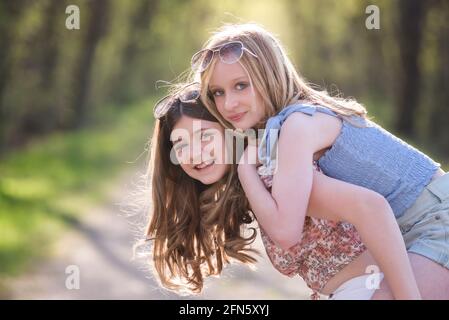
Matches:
[195,23,449,299]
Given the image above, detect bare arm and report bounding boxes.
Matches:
[238,113,421,299]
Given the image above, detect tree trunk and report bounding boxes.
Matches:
[70,0,109,129]
[18,0,64,140]
[0,1,27,155]
[429,0,449,155]
[395,0,427,137]
[39,0,62,90]
[111,0,158,104]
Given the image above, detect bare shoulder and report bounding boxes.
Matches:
[280,111,343,152]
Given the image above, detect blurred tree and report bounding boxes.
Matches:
[38,0,62,91]
[0,0,28,154]
[395,0,428,137]
[70,0,110,129]
[0,0,447,158]
[17,0,65,137]
[110,0,160,104]
[428,0,449,153]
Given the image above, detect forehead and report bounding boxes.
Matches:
[172,116,223,133]
[209,61,248,87]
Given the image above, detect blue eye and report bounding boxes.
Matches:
[236,82,248,90]
[202,131,215,140]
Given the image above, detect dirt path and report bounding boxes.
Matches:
[6,174,311,300]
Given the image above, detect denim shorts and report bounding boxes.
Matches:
[397,172,449,268]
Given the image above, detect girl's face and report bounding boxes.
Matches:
[171,116,229,185]
[208,60,265,130]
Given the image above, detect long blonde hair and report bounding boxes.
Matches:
[141,90,258,295]
[197,23,367,128]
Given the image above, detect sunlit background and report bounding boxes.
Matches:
[0,0,448,299]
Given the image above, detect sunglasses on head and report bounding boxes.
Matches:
[191,41,258,73]
[153,82,201,119]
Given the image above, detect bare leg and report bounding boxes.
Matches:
[371,252,449,300]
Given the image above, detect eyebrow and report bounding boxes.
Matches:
[232,76,248,82]
[209,76,248,89]
[171,128,209,145]
[194,127,209,135]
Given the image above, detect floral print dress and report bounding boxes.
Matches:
[257,162,367,299]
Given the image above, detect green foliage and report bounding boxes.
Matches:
[0,0,447,296]
[0,98,153,278]
[1,0,447,152]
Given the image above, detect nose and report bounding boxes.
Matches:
[224,92,239,112]
[191,142,203,165]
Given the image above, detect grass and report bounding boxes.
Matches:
[0,98,155,283]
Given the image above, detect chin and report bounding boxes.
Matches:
[234,119,255,131]
[200,171,224,185]
[199,177,215,185]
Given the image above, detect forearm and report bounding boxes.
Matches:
[237,163,303,250]
[349,196,421,299]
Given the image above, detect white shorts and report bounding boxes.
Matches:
[328,273,384,300]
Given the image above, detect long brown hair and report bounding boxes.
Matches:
[142,88,258,295]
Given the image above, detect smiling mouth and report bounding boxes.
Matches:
[228,112,247,122]
[194,159,215,170]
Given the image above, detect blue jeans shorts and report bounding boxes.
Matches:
[397,172,449,268]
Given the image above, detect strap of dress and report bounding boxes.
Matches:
[258,103,338,172]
